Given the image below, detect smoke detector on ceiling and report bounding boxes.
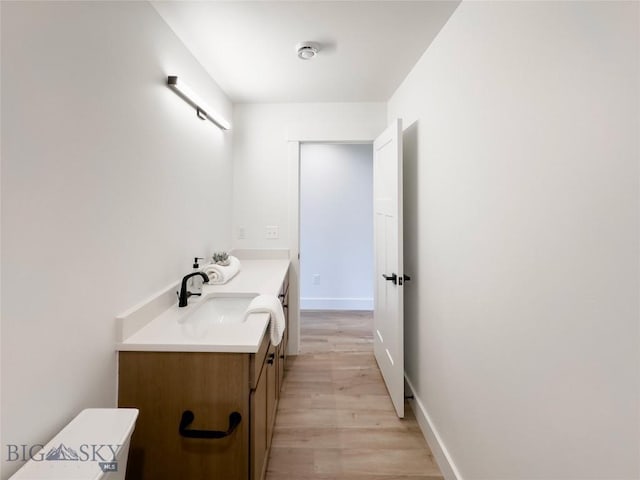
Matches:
[296,42,319,60]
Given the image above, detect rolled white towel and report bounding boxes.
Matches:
[244,294,285,346]
[201,256,241,285]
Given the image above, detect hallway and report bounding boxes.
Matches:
[266,311,443,480]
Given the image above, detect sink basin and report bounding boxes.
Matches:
[184,295,256,327]
[179,295,258,340]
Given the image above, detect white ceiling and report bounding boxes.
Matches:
[152,1,460,103]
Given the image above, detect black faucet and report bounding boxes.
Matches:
[178,272,210,307]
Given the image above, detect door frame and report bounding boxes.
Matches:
[286,121,383,355]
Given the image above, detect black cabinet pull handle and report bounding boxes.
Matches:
[382,273,397,285]
[178,410,241,439]
[267,353,276,365]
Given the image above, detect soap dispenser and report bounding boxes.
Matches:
[190,257,205,293]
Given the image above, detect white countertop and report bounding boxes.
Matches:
[117,259,289,353]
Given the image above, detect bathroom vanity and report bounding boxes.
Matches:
[117,259,290,480]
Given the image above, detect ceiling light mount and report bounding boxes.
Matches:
[167,75,231,130]
[295,42,319,60]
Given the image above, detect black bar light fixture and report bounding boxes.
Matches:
[167,75,231,130]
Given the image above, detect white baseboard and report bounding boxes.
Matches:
[404,375,463,480]
[300,297,373,311]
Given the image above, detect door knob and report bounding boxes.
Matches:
[382,273,397,285]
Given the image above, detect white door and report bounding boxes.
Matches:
[373,118,405,418]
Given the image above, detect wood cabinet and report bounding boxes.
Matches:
[250,336,268,480]
[250,364,267,479]
[252,272,289,480]
[119,273,289,480]
[277,278,289,394]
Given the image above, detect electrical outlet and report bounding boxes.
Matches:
[265,225,279,239]
[238,226,246,240]
[312,274,320,285]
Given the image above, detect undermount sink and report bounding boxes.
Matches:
[179,295,256,339]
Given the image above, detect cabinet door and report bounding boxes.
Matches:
[119,352,249,480]
[266,343,278,446]
[279,274,290,369]
[251,364,267,480]
[277,342,285,394]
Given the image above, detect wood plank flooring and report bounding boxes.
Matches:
[265,311,443,480]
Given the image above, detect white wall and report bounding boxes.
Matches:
[231,103,385,251]
[389,1,639,479]
[0,2,232,478]
[300,143,373,311]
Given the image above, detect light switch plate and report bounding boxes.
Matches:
[265,225,279,239]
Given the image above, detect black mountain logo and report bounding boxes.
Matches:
[45,443,79,461]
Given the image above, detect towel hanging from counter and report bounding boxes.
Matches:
[201,256,241,285]
[244,294,285,346]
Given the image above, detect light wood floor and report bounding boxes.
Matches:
[265,310,443,480]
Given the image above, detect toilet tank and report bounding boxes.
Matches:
[9,408,139,480]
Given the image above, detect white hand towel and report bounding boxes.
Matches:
[244,294,286,346]
[201,256,241,285]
